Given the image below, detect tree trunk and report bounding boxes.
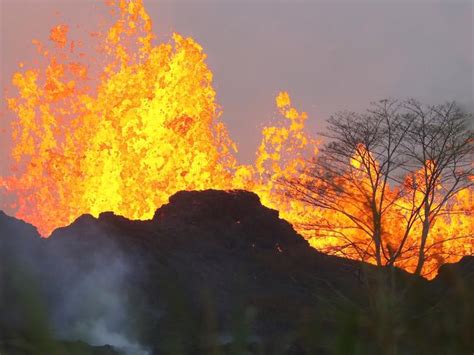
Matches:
[373,210,383,267]
[414,213,430,276]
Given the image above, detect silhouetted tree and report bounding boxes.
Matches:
[282,100,414,266]
[401,100,473,275]
[282,99,473,273]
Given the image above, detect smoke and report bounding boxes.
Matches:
[48,253,150,355]
[0,212,151,354]
[71,319,150,355]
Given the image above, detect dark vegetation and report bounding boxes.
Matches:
[0,190,472,355]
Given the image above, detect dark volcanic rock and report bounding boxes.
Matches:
[1,190,472,355]
[435,256,474,281]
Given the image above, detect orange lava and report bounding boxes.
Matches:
[1,0,471,278]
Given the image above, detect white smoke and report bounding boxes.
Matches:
[44,232,151,355]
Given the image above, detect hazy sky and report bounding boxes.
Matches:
[0,0,472,173]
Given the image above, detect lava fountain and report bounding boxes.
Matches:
[1,0,471,278]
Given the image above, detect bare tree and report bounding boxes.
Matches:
[282,100,413,266]
[401,100,473,275]
[282,99,473,274]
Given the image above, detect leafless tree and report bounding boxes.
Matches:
[401,100,473,275]
[281,100,413,266]
[282,99,473,274]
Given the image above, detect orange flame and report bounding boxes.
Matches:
[1,0,471,278]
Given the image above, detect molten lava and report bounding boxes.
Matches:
[1,0,471,278]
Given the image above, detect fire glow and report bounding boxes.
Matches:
[1,0,471,278]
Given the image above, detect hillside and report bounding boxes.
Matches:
[1,190,472,354]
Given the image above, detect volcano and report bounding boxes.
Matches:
[1,190,472,354]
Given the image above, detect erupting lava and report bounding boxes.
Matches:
[1,0,471,278]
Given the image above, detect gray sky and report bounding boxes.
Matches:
[1,0,472,173]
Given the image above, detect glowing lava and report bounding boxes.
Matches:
[1,0,471,278]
